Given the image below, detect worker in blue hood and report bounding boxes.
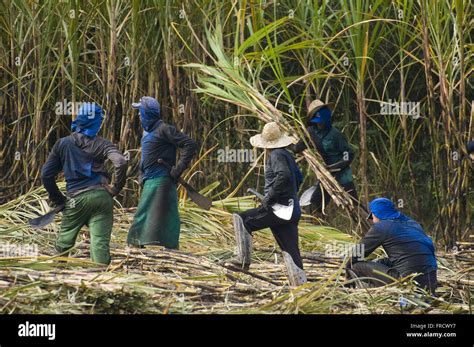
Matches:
[41,102,128,264]
[134,96,162,133]
[346,198,438,295]
[127,96,197,249]
[293,99,358,215]
[71,103,104,137]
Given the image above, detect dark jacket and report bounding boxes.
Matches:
[140,120,197,182]
[41,133,128,205]
[264,148,303,204]
[355,214,437,276]
[293,126,354,184]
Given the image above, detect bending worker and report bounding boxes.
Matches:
[346,198,438,295]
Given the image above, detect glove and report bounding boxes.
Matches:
[261,195,274,210]
[49,194,66,209]
[325,162,343,173]
[104,185,120,197]
[169,166,183,182]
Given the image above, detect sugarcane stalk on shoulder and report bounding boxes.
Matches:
[293,100,361,214]
[228,122,307,287]
[39,103,128,264]
[127,96,198,249]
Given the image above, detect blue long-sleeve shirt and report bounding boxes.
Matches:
[41,133,127,204]
[140,120,197,181]
[355,215,437,276]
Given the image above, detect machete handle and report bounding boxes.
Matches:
[158,158,187,186]
[247,188,264,201]
[55,204,66,212]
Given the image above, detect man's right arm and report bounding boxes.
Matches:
[162,124,197,179]
[292,140,307,154]
[41,141,66,206]
[101,141,128,196]
[350,225,386,264]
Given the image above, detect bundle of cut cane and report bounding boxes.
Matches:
[184,26,370,236]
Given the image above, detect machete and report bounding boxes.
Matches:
[158,159,212,210]
[28,204,65,229]
[299,181,320,207]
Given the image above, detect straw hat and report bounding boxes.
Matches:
[250,122,295,149]
[307,99,331,117]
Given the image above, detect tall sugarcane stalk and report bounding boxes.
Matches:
[0,0,472,244]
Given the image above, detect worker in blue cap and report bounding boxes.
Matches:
[346,197,438,295]
[127,96,197,249]
[292,99,358,214]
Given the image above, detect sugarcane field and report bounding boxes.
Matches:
[0,0,473,344]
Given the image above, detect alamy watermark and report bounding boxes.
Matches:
[217,146,256,163]
[55,99,98,118]
[18,321,55,341]
[325,241,365,261]
[0,242,38,259]
[380,99,420,119]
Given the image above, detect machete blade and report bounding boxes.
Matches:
[28,205,64,229]
[299,181,320,207]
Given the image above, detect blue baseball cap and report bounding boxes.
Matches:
[132,96,160,112]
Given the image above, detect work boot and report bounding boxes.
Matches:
[282,251,307,287]
[228,213,252,270]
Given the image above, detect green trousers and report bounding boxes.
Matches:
[127,176,180,249]
[57,189,113,264]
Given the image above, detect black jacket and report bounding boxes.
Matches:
[41,133,128,204]
[354,215,437,276]
[140,120,198,181]
[264,148,303,204]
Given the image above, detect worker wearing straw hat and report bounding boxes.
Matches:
[229,122,307,287]
[41,103,128,264]
[127,96,197,249]
[293,99,358,213]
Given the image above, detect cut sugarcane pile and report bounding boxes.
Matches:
[0,244,471,314]
[0,186,472,314]
[454,239,474,264]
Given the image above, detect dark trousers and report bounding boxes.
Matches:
[239,205,303,269]
[310,181,358,213]
[347,259,438,295]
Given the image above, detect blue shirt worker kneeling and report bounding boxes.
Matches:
[346,198,438,295]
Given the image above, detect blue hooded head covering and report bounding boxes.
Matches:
[132,96,161,133]
[71,103,104,138]
[309,106,332,129]
[367,198,401,220]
